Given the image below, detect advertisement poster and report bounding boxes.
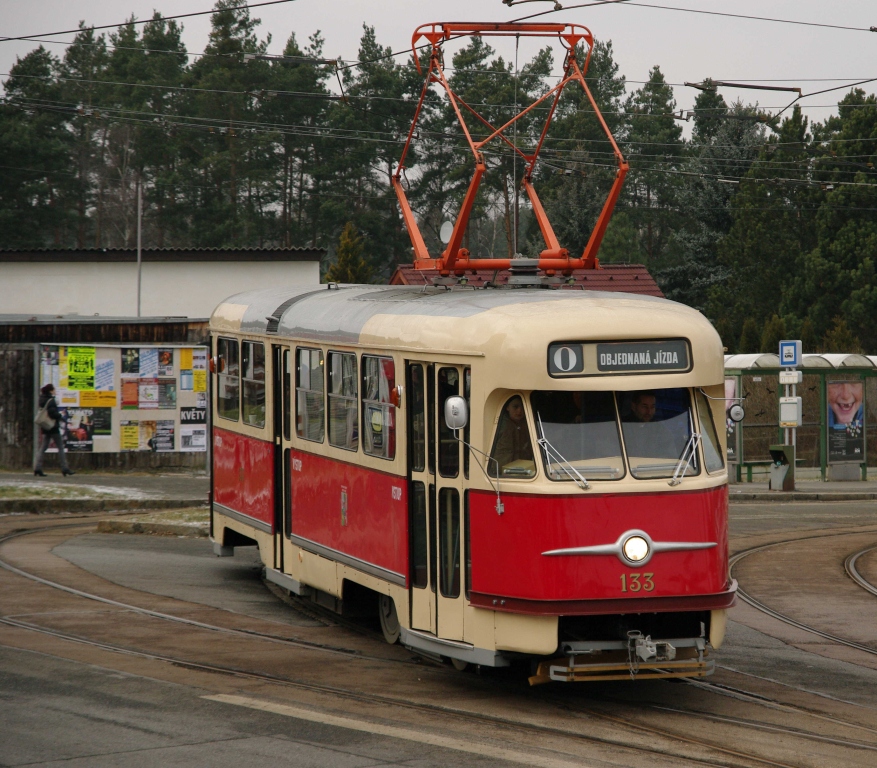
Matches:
[121,379,139,410]
[139,379,159,409]
[95,359,115,391]
[180,370,193,390]
[80,390,117,408]
[151,420,175,452]
[122,348,140,375]
[827,379,865,462]
[193,369,207,393]
[140,348,159,378]
[91,408,113,436]
[120,421,140,451]
[158,349,174,376]
[67,347,96,390]
[158,378,177,409]
[63,409,95,452]
[180,407,206,425]
[180,424,207,452]
[192,348,207,370]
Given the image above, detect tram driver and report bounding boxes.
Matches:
[490,396,536,477]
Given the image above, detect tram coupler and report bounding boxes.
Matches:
[627,630,676,663]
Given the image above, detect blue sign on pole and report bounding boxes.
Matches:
[779,340,802,368]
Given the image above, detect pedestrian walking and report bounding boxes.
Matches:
[34,384,74,476]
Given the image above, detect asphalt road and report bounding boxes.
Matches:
[2,497,876,767]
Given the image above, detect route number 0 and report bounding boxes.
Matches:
[620,573,655,592]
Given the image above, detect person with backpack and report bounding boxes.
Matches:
[34,383,74,477]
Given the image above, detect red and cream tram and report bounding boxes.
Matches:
[209,282,735,682]
[208,21,735,683]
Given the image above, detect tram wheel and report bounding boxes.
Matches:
[379,595,400,644]
[450,658,469,672]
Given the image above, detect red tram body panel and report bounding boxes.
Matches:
[289,449,409,582]
[468,486,730,606]
[213,427,275,531]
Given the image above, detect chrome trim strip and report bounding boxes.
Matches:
[213,502,272,535]
[288,533,406,587]
[400,627,510,668]
[543,528,716,567]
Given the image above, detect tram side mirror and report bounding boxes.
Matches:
[209,355,225,374]
[444,396,468,431]
[728,404,745,423]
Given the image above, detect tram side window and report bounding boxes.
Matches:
[489,395,536,478]
[439,488,461,598]
[437,367,460,478]
[361,355,396,460]
[241,341,266,428]
[407,364,426,472]
[328,351,358,451]
[217,337,240,421]
[618,388,699,479]
[296,348,325,442]
[410,481,427,589]
[696,390,725,474]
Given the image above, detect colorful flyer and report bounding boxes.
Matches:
[122,348,140,375]
[95,358,115,391]
[193,369,207,393]
[67,347,96,390]
[152,420,175,452]
[180,348,194,369]
[139,348,159,378]
[139,379,159,409]
[180,425,207,452]
[120,421,140,451]
[121,379,139,410]
[158,349,174,376]
[158,378,177,409]
[80,390,117,407]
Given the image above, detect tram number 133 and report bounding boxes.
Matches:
[620,573,655,593]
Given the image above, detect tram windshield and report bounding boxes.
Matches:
[528,387,698,481]
[618,388,698,479]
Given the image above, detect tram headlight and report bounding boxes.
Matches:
[622,535,650,563]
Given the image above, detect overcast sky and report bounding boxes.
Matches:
[1,1,875,123]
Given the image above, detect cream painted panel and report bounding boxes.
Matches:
[494,612,558,655]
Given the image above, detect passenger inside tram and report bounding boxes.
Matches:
[619,389,695,477]
[489,396,536,477]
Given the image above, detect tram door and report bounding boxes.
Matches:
[407,362,468,641]
[273,345,293,572]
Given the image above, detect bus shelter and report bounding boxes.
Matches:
[724,353,877,482]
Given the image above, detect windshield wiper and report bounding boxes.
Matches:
[536,413,590,491]
[669,432,701,486]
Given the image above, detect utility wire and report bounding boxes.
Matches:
[511,0,877,33]
[0,0,299,44]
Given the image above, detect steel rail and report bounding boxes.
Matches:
[845,546,877,598]
[730,531,877,657]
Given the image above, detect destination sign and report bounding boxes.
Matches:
[596,340,690,373]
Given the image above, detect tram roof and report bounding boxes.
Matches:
[212,283,701,340]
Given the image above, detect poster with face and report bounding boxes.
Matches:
[827,379,864,462]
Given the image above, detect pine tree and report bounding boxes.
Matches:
[325,222,373,283]
[738,318,761,353]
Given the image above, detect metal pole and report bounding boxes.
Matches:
[136,178,142,318]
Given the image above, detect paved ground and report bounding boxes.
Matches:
[3,469,877,510]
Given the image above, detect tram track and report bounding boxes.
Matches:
[730,529,877,658]
[0,612,835,768]
[3,517,877,768]
[845,546,877,598]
